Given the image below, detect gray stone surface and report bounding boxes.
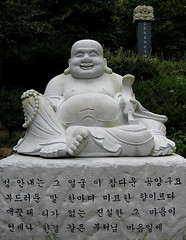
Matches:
[0,154,186,240]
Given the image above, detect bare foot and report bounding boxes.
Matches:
[152,136,176,156]
[152,144,175,156]
[40,143,67,158]
[66,127,89,156]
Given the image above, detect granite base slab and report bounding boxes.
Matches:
[0,154,185,240]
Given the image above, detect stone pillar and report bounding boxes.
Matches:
[133,5,155,57]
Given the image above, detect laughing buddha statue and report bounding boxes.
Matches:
[14,39,175,158]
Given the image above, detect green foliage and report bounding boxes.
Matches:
[1,40,70,91]
[105,48,160,79]
[0,87,24,129]
[1,0,185,59]
[0,0,120,48]
[0,0,185,90]
[0,136,21,149]
[158,57,186,77]
[168,130,186,158]
[133,73,185,131]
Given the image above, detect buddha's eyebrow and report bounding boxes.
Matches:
[75,48,99,54]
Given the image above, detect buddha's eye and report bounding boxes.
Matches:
[75,52,84,57]
[89,52,98,57]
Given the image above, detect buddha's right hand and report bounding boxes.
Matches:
[21,90,40,128]
[21,89,40,100]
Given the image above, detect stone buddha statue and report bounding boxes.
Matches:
[13,39,175,158]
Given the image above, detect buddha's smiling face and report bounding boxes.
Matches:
[69,40,106,79]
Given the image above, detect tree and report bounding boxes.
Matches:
[0,0,121,90]
[0,0,185,90]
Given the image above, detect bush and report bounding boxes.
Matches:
[105,48,160,80]
[168,130,186,158]
[133,74,186,131]
[158,57,186,77]
[1,41,70,92]
[0,87,24,130]
[0,136,21,149]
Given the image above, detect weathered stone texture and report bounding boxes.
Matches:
[0,154,185,240]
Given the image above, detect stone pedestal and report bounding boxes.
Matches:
[0,154,185,240]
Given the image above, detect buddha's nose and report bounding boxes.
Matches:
[82,53,91,62]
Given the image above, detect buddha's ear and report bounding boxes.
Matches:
[104,58,107,66]
[104,58,112,74]
[64,59,71,75]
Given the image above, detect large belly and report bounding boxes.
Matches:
[57,93,121,127]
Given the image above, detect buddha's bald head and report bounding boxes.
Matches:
[71,39,103,58]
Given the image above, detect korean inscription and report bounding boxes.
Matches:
[0,155,185,240]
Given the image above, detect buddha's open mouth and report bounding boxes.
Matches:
[80,63,93,70]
